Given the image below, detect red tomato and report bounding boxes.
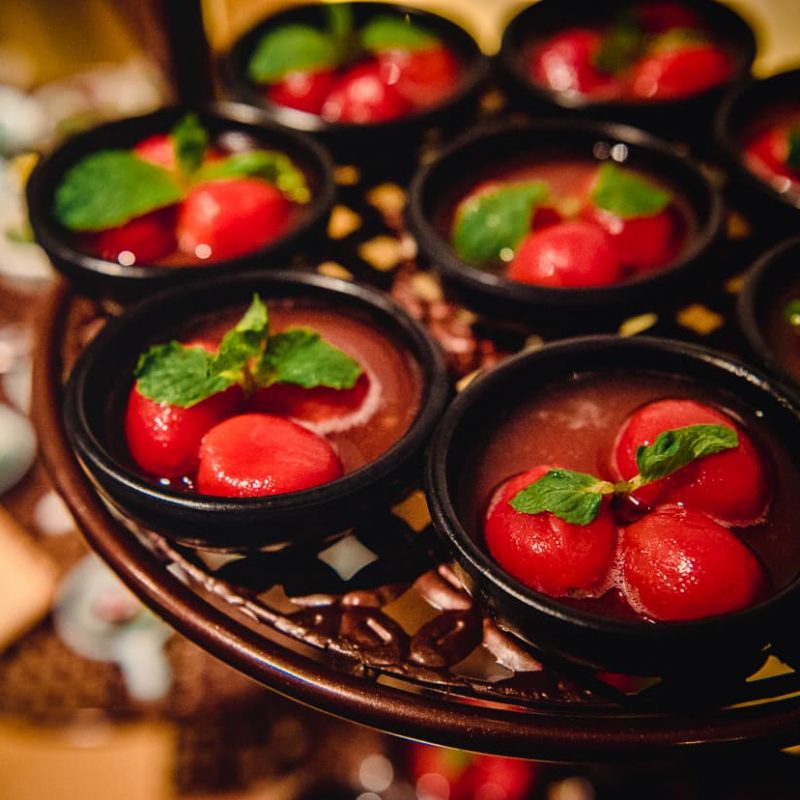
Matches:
[508,222,623,287]
[88,207,176,265]
[266,68,338,114]
[196,413,343,497]
[629,44,730,99]
[377,44,459,108]
[621,506,767,621]
[582,205,678,273]
[125,382,241,478]
[529,28,617,95]
[635,2,703,34]
[610,399,771,526]
[176,178,290,261]
[321,60,413,123]
[484,466,618,597]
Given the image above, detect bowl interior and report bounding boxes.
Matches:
[67,271,446,539]
[501,0,756,109]
[27,105,334,281]
[429,337,800,666]
[410,121,722,308]
[717,70,800,212]
[224,1,486,132]
[740,236,800,387]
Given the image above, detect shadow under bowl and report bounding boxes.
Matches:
[64,269,449,550]
[27,103,335,299]
[407,119,724,329]
[221,2,490,163]
[497,0,756,147]
[425,335,800,675]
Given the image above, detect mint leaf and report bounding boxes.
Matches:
[452,181,549,265]
[593,16,643,74]
[260,329,362,389]
[134,342,233,408]
[786,128,800,174]
[589,162,672,219]
[327,3,354,41]
[360,15,438,52]
[171,113,207,177]
[249,24,341,83]
[785,299,800,327]
[210,295,269,379]
[510,468,613,526]
[649,27,707,54]
[635,424,738,484]
[198,150,310,203]
[54,151,182,232]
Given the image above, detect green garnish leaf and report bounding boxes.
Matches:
[786,128,800,174]
[635,424,739,484]
[593,15,644,74]
[510,468,613,526]
[785,299,800,327]
[589,162,672,219]
[248,24,341,83]
[171,113,208,177]
[326,3,354,41]
[210,295,270,379]
[649,27,708,54]
[198,150,310,203]
[134,342,233,408]
[452,181,549,265]
[360,15,438,52]
[509,423,739,525]
[54,151,182,232]
[260,329,362,389]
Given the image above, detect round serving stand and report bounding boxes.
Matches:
[33,244,800,761]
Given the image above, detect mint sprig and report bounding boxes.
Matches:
[510,423,739,525]
[452,181,549,265]
[593,14,644,74]
[53,152,182,232]
[134,295,363,408]
[785,299,800,328]
[589,162,672,219]
[172,113,208,177]
[198,151,310,203]
[786,128,800,174]
[54,115,309,232]
[360,15,438,52]
[248,24,342,83]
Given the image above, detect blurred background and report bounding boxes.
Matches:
[1,1,800,798]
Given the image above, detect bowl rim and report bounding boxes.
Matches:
[26,102,336,284]
[714,68,800,214]
[65,269,449,524]
[425,334,800,643]
[220,0,491,135]
[738,233,800,385]
[406,118,725,310]
[497,0,757,113]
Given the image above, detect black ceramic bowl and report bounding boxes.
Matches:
[407,120,724,328]
[497,0,756,146]
[221,2,490,162]
[27,103,335,299]
[426,335,800,676]
[738,235,800,392]
[715,69,800,233]
[64,270,449,550]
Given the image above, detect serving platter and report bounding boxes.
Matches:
[31,134,800,760]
